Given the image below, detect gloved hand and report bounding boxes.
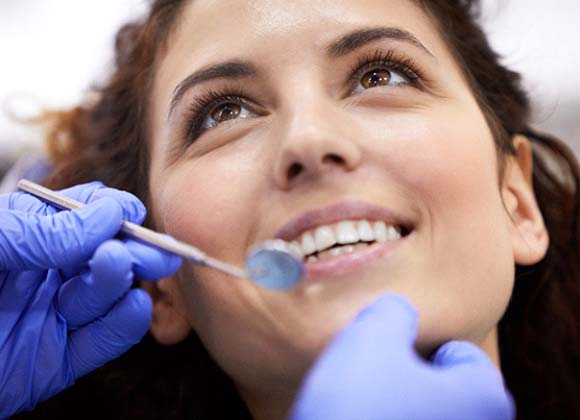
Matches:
[290,294,515,420]
[0,182,181,419]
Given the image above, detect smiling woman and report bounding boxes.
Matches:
[16,0,580,419]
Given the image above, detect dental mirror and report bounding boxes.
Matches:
[246,240,304,289]
[17,179,305,289]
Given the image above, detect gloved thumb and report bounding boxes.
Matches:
[0,197,124,271]
[431,340,495,369]
[430,341,516,420]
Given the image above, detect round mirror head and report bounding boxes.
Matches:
[246,239,304,289]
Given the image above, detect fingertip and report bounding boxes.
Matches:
[79,196,124,226]
[60,181,105,204]
[91,188,147,224]
[89,240,133,282]
[431,340,492,368]
[124,238,182,280]
[356,293,418,325]
[346,294,420,348]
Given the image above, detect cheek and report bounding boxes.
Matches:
[152,151,262,263]
[364,109,514,343]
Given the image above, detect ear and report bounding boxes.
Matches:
[140,275,192,345]
[501,134,549,265]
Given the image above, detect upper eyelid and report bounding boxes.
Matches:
[348,61,411,87]
[208,51,420,106]
[346,50,423,83]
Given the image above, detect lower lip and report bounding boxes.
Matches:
[302,237,406,281]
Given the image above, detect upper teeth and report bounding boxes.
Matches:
[287,220,402,258]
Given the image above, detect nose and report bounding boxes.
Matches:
[272,101,362,190]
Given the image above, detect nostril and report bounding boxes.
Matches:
[287,162,303,180]
[323,153,346,166]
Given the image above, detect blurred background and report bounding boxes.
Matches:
[1,0,579,180]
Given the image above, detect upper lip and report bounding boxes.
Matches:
[274,200,414,242]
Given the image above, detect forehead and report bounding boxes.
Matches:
[162,0,442,68]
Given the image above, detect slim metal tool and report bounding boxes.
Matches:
[17,179,304,288]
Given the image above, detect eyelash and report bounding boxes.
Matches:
[185,88,253,141]
[347,48,423,89]
[183,48,424,142]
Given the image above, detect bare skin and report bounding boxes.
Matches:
[143,1,548,418]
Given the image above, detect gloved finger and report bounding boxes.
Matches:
[56,183,146,224]
[123,237,182,280]
[431,340,496,369]
[0,271,45,344]
[1,181,146,224]
[67,288,152,379]
[291,295,419,420]
[89,188,146,224]
[300,294,419,389]
[346,293,419,353]
[57,240,134,329]
[0,197,123,271]
[0,182,105,215]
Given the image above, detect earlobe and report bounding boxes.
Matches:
[140,275,192,345]
[502,135,549,266]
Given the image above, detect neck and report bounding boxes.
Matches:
[238,379,301,420]
[239,328,502,419]
[480,327,501,369]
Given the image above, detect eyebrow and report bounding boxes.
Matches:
[169,61,257,118]
[327,26,433,59]
[168,26,432,118]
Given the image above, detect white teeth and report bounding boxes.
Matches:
[387,225,402,241]
[316,243,368,261]
[290,241,304,258]
[357,220,374,241]
[301,233,317,255]
[314,226,336,251]
[373,221,388,243]
[290,219,407,259]
[336,221,358,244]
[307,255,318,263]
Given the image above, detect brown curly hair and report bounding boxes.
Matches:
[18,1,580,419]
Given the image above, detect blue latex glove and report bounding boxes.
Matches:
[0,182,181,418]
[291,294,515,420]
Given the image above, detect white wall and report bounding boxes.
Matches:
[481,0,580,149]
[1,0,579,169]
[0,0,148,168]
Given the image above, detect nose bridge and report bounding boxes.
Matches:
[272,87,362,189]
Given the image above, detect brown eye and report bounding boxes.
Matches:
[211,103,242,123]
[361,69,392,89]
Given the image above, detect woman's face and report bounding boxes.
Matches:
[147,0,527,404]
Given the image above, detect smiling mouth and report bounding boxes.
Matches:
[282,219,412,263]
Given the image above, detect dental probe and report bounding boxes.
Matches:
[17,179,304,288]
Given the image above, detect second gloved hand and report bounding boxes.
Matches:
[290,294,515,420]
[0,183,181,418]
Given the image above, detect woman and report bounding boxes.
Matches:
[17,0,580,418]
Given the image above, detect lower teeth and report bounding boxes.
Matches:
[306,242,372,263]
